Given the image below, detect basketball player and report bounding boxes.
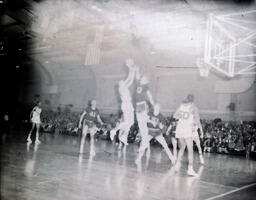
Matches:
[165,119,178,162]
[173,94,199,176]
[145,104,175,164]
[110,59,136,149]
[27,101,42,144]
[134,73,156,166]
[192,108,205,164]
[78,100,104,153]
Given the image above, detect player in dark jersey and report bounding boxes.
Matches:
[165,119,178,161]
[134,71,156,169]
[78,100,104,153]
[146,104,175,164]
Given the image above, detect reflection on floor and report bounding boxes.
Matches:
[1,132,256,200]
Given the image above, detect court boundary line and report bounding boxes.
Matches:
[204,182,256,200]
[198,180,237,190]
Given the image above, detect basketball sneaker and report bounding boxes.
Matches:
[110,130,115,141]
[199,155,204,164]
[174,161,181,172]
[187,167,198,177]
[35,139,41,144]
[27,137,32,144]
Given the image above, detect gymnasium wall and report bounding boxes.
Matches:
[39,63,255,121]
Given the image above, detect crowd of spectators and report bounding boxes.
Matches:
[41,110,80,135]
[201,119,256,158]
[39,110,256,158]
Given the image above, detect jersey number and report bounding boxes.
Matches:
[179,111,190,119]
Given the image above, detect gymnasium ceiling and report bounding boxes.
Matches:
[1,0,255,75]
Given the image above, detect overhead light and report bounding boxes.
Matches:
[45,61,49,63]
[18,48,22,51]
[16,65,20,69]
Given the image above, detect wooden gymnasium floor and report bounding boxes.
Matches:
[1,132,256,200]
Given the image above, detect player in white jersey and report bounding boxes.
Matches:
[191,106,205,164]
[110,59,136,149]
[27,101,42,144]
[173,94,199,176]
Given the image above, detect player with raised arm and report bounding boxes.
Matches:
[110,59,136,149]
[134,70,156,168]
